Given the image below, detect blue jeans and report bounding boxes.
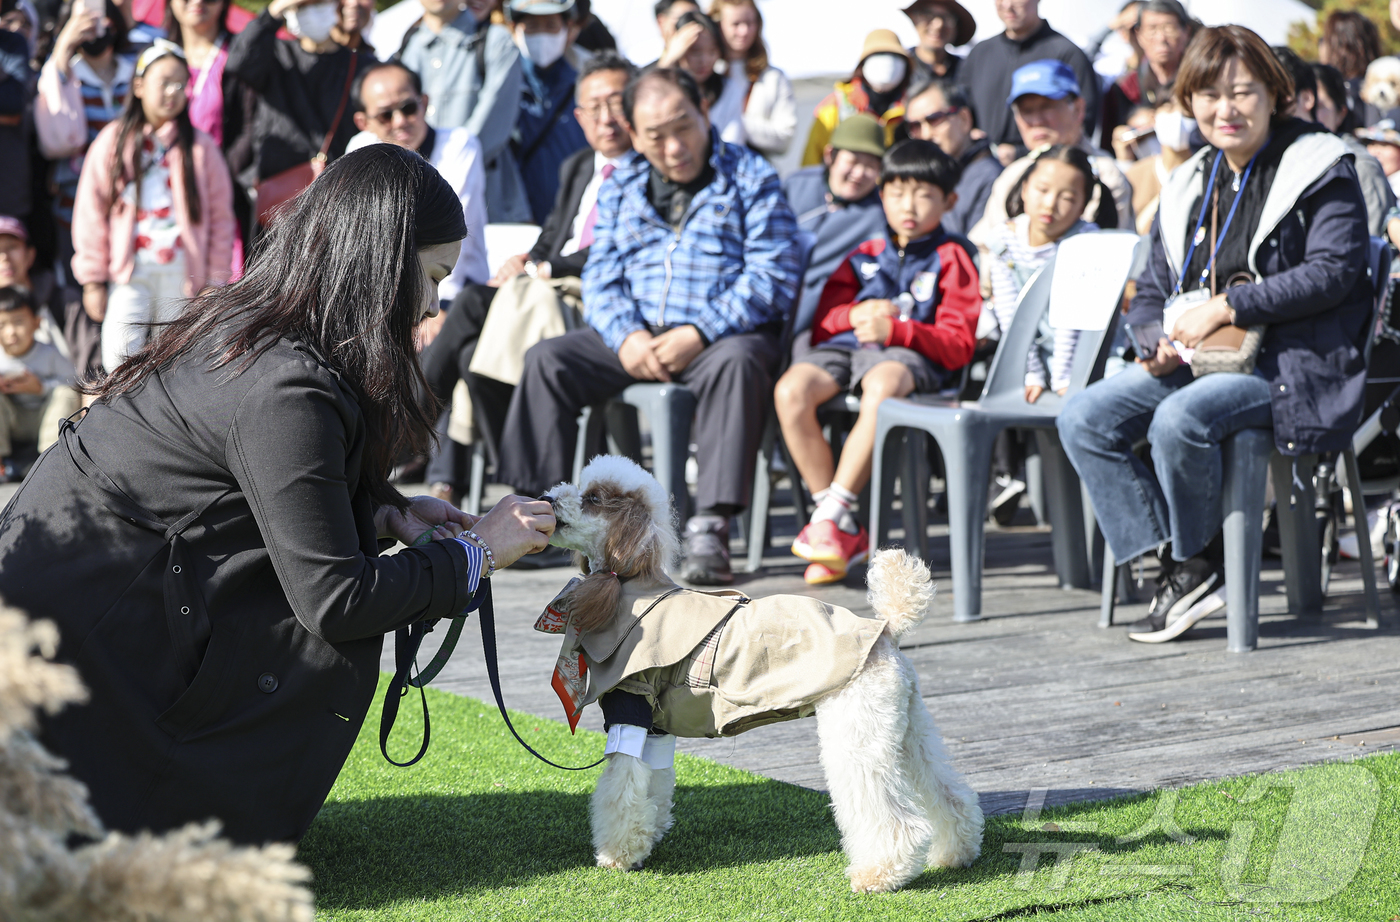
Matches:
[1057,365,1274,565]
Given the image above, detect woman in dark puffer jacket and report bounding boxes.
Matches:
[1058,25,1372,642]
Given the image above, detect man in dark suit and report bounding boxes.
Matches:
[419,50,635,505]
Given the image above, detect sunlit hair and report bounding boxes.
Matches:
[706,0,768,84]
[1172,24,1295,126]
[1321,10,1381,82]
[87,145,468,511]
[1007,144,1118,230]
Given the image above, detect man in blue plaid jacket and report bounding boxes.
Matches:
[499,67,801,584]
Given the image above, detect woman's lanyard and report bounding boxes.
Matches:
[1173,148,1261,296]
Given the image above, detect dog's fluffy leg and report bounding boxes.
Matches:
[901,661,984,869]
[591,753,660,870]
[815,637,933,894]
[866,549,934,640]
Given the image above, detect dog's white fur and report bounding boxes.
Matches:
[547,456,984,893]
[1363,56,1400,112]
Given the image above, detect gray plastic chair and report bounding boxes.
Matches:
[1221,237,1389,649]
[869,231,1145,621]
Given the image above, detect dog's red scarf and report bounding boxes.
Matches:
[534,577,588,732]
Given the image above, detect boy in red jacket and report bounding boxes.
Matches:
[776,139,980,583]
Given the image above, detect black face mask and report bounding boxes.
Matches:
[80,31,116,55]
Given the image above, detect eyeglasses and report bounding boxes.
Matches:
[578,96,625,122]
[912,106,961,129]
[154,80,188,96]
[1136,23,1184,41]
[371,98,420,125]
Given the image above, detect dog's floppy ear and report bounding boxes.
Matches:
[559,568,622,632]
[605,495,666,583]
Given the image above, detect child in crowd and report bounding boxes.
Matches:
[775,139,980,584]
[982,144,1112,524]
[0,286,78,482]
[72,39,235,373]
[986,144,1112,403]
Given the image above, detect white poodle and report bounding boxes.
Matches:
[539,456,983,894]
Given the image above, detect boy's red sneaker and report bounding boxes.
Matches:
[803,561,845,585]
[792,520,870,580]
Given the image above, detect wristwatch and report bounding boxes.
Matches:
[1222,291,1236,325]
[522,260,540,280]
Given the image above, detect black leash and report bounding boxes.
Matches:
[475,579,605,771]
[378,576,604,771]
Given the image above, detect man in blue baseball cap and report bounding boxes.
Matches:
[969,59,1134,255]
[957,0,1098,165]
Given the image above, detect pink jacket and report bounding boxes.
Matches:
[72,119,236,297]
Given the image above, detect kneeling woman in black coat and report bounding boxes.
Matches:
[0,144,555,844]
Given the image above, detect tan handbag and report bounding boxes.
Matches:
[1190,184,1266,378]
[253,51,357,227]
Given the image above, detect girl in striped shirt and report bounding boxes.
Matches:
[986,144,1116,402]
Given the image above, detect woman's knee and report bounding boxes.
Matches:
[1057,389,1104,449]
[1147,390,1210,449]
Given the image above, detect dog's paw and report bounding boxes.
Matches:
[596,852,646,871]
[847,864,908,894]
[929,841,981,868]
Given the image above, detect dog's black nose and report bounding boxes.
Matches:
[539,492,557,506]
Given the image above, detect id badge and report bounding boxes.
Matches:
[1161,288,1212,341]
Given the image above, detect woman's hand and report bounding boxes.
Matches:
[377,494,478,545]
[657,21,703,68]
[472,495,556,569]
[1137,338,1182,377]
[54,4,103,72]
[82,283,108,323]
[1173,293,1233,348]
[1024,384,1044,403]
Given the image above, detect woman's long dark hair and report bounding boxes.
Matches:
[91,144,468,511]
[1007,144,1119,230]
[108,54,202,225]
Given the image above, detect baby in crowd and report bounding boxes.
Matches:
[775,139,981,584]
[0,286,78,482]
[985,144,1114,402]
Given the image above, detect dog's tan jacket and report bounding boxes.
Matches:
[557,574,888,738]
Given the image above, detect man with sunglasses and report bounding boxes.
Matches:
[904,78,1001,236]
[349,61,490,310]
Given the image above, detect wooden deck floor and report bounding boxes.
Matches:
[382,486,1400,817]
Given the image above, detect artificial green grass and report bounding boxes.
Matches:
[299,675,1400,921]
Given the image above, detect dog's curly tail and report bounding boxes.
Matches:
[865,549,935,640]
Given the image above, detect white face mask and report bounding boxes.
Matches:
[518,28,567,68]
[1154,110,1197,152]
[286,2,339,43]
[862,53,907,94]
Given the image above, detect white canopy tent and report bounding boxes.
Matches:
[588,0,1319,81]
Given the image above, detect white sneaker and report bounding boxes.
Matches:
[1128,587,1226,643]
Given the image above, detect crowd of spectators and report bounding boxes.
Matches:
[0,0,1396,610]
